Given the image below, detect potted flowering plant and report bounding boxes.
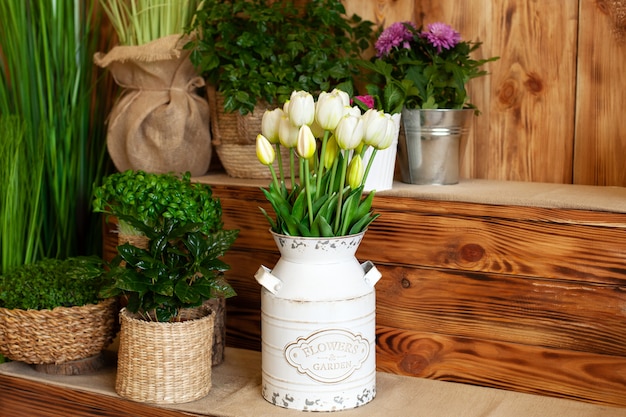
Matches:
[359,22,499,185]
[359,21,499,114]
[255,89,398,237]
[252,89,392,411]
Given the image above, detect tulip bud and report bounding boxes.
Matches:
[288,90,315,127]
[376,115,398,150]
[362,109,391,148]
[315,90,345,130]
[278,115,299,148]
[261,108,284,144]
[343,105,362,118]
[335,114,364,150]
[323,135,339,169]
[296,125,317,159]
[331,88,351,107]
[347,154,364,189]
[256,134,275,165]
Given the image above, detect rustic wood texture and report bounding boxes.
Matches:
[574,0,626,186]
[0,373,206,417]
[343,0,625,187]
[168,180,626,408]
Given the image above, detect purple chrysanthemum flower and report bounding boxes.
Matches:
[420,22,461,53]
[375,21,417,57]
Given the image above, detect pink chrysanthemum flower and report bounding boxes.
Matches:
[421,22,461,53]
[375,21,417,57]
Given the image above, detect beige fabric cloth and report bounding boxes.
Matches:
[197,175,626,214]
[1,347,624,417]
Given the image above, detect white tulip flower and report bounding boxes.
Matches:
[335,114,364,150]
[278,115,299,148]
[288,90,315,127]
[261,108,284,144]
[315,90,346,130]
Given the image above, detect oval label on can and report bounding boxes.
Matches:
[284,329,370,383]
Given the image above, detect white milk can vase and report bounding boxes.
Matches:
[254,231,382,412]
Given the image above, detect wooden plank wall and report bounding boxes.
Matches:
[343,0,626,187]
[186,180,626,407]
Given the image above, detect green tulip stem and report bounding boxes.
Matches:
[275,143,285,185]
[315,130,330,200]
[362,147,377,187]
[289,148,296,190]
[327,155,339,196]
[333,151,349,234]
[302,158,314,228]
[268,162,280,192]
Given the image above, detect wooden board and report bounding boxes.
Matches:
[574,0,626,186]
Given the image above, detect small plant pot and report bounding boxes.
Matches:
[0,298,119,367]
[115,306,215,404]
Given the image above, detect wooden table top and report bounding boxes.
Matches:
[1,347,625,417]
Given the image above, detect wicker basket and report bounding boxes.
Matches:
[207,86,291,179]
[0,297,118,365]
[116,306,215,404]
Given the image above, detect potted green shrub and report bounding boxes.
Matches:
[185,0,374,178]
[93,169,235,365]
[0,256,118,373]
[93,169,238,403]
[92,170,223,239]
[102,217,238,404]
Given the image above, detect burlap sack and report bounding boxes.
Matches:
[94,34,211,176]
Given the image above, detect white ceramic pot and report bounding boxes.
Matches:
[255,231,381,412]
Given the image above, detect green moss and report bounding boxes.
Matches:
[0,256,105,310]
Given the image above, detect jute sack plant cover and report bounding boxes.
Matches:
[94,34,211,176]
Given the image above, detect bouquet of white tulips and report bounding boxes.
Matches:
[256,89,399,237]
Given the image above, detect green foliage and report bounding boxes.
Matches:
[101,218,239,322]
[186,0,374,114]
[0,116,45,273]
[0,1,110,261]
[261,151,379,238]
[92,170,223,236]
[0,256,106,310]
[100,0,201,46]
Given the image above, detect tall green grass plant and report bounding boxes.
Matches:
[101,0,200,45]
[0,1,110,266]
[0,116,44,272]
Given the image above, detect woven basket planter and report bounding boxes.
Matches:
[116,229,225,366]
[116,305,215,404]
[207,86,291,179]
[0,297,118,365]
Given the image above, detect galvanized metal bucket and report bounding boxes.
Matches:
[398,108,474,185]
[254,231,381,412]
